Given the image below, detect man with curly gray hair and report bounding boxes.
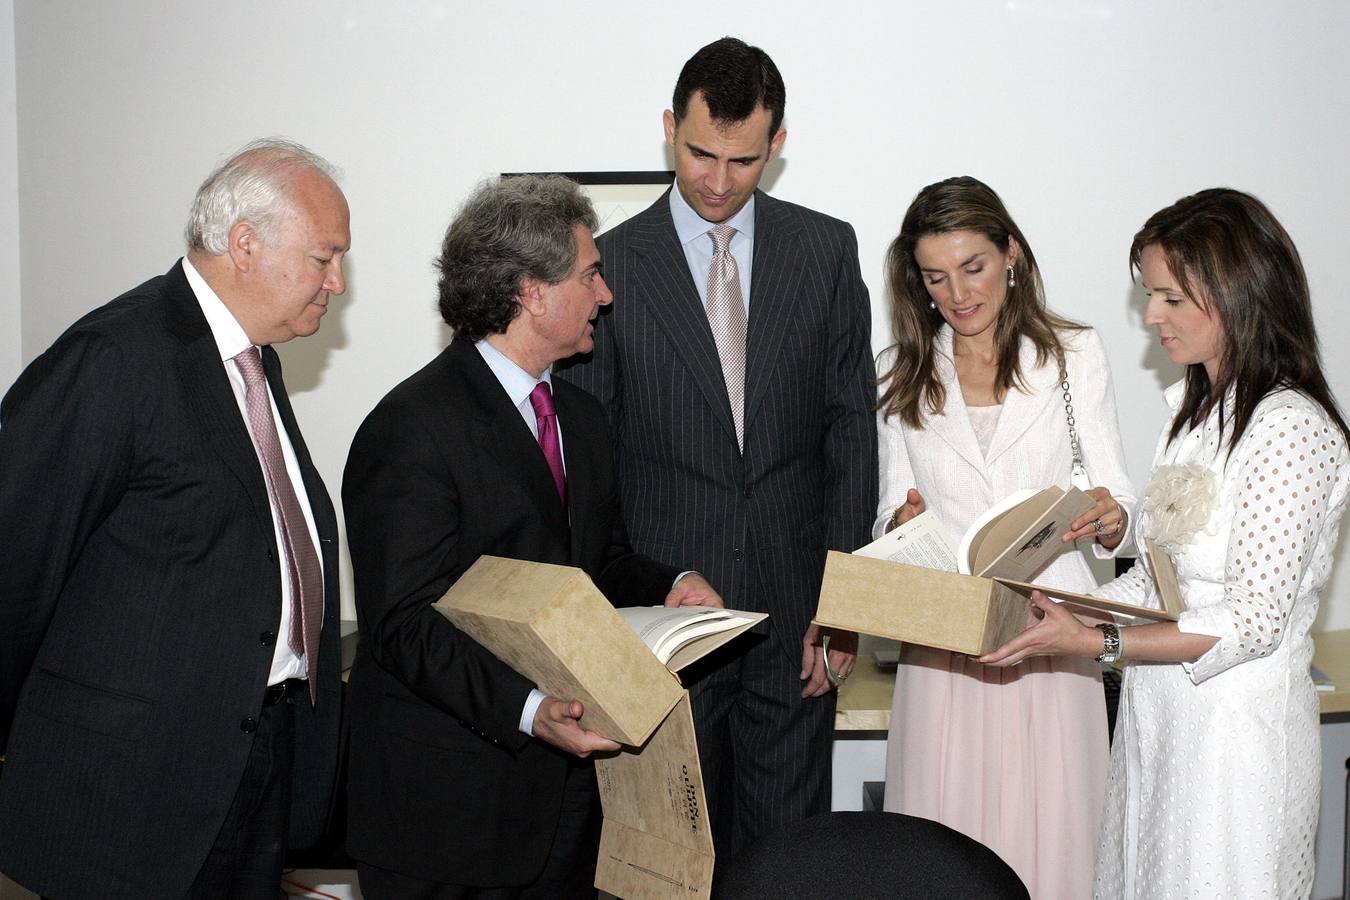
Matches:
[0,137,348,899]
[342,174,721,897]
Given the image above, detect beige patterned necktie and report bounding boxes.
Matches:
[234,346,322,705]
[706,223,746,450]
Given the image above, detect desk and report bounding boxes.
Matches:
[835,655,893,731]
[831,630,1350,897]
[1314,629,1350,721]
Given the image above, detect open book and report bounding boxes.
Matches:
[854,488,1186,624]
[618,606,765,670]
[860,486,1095,582]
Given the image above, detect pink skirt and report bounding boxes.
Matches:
[883,644,1108,900]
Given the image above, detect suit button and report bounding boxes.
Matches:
[240,717,258,733]
[733,548,743,561]
[743,488,752,499]
[259,630,275,646]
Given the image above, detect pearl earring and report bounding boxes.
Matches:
[929,301,937,310]
[1007,265,1016,288]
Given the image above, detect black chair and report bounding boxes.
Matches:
[712,811,1029,899]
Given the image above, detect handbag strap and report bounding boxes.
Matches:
[1055,348,1085,476]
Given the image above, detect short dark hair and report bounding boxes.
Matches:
[435,175,598,341]
[672,37,785,137]
[1130,187,1350,452]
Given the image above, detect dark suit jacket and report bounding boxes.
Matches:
[0,261,342,900]
[341,336,679,886]
[557,190,877,653]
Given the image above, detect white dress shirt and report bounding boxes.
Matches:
[183,257,322,686]
[474,339,561,735]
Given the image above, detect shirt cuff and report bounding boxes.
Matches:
[519,688,547,735]
[672,570,698,589]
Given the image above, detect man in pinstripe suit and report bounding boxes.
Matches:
[0,140,346,899]
[557,37,878,858]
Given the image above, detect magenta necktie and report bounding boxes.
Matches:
[529,381,567,510]
[234,346,322,705]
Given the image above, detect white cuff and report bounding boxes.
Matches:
[519,687,547,735]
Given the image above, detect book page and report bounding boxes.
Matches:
[852,510,959,572]
[618,606,754,665]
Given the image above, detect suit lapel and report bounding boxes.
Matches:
[983,337,1060,467]
[925,326,991,477]
[163,263,276,540]
[626,195,740,447]
[744,192,806,435]
[451,339,571,545]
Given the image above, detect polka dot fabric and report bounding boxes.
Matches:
[1091,386,1349,899]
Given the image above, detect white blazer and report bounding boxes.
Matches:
[875,324,1136,593]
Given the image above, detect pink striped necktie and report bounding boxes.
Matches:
[529,381,567,510]
[234,346,322,705]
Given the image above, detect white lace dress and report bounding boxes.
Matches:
[1093,385,1350,899]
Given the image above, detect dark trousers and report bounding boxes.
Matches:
[183,684,296,900]
[356,760,600,899]
[685,628,836,860]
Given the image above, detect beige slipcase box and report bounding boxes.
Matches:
[435,555,676,745]
[815,552,1030,655]
[594,693,713,899]
[435,555,764,898]
[814,549,1180,657]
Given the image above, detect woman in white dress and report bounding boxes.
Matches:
[877,176,1135,900]
[982,188,1350,899]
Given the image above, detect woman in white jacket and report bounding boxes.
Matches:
[877,176,1135,900]
[983,188,1350,899]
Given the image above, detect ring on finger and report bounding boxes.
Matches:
[1091,518,1107,535]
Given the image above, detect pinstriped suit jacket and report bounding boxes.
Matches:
[0,263,341,899]
[558,189,878,656]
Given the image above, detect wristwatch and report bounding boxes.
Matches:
[1095,622,1122,664]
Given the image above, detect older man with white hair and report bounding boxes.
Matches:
[0,138,349,900]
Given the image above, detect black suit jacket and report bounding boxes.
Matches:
[0,262,342,900]
[557,190,877,652]
[342,336,679,886]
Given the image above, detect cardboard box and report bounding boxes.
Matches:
[594,693,713,900]
[814,550,1178,656]
[434,555,763,746]
[434,556,767,899]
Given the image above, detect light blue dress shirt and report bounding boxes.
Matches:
[669,183,754,314]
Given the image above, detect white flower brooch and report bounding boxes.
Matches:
[1140,463,1219,551]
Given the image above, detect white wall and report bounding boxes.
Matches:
[0,0,19,389]
[11,0,1350,628]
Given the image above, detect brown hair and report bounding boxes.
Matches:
[1130,188,1349,453]
[878,176,1081,427]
